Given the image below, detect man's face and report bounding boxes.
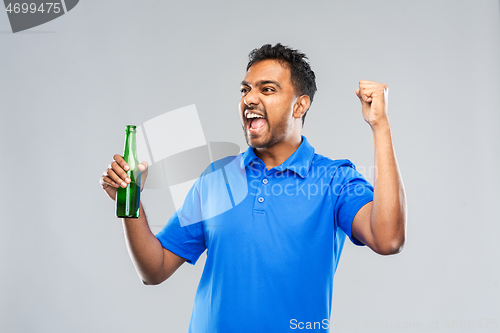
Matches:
[239,59,298,148]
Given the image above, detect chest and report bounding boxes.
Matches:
[202,170,336,251]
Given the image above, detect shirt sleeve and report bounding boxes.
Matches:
[155,178,207,265]
[333,162,374,246]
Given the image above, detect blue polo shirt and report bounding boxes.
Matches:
[155,136,374,332]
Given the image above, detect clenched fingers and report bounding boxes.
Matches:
[107,161,130,188]
[357,80,388,104]
[100,170,120,188]
[113,154,129,171]
[355,88,372,104]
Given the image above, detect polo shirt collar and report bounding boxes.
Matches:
[240,135,315,179]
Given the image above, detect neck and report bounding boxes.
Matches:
[254,135,303,170]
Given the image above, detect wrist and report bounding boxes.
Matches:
[370,119,391,134]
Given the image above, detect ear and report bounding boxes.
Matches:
[293,95,311,119]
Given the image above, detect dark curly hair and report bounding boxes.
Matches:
[247,43,317,126]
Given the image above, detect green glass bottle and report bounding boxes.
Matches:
[116,125,141,218]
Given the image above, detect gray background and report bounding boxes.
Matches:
[1,0,499,332]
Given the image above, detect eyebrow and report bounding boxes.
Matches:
[240,80,282,89]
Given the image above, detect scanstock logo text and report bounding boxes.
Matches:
[3,0,79,33]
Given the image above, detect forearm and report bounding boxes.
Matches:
[122,203,166,284]
[370,123,406,253]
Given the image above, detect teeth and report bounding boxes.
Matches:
[245,112,265,119]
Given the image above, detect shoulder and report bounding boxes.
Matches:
[310,153,357,177]
[198,154,243,180]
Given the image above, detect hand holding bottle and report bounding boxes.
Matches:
[100,155,149,201]
[100,125,147,218]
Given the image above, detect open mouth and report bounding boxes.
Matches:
[245,111,267,134]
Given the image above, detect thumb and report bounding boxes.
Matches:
[355,88,361,99]
[355,88,366,104]
[138,161,149,191]
[138,161,149,174]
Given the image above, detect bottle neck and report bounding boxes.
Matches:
[123,130,138,163]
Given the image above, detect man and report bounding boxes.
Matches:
[100,43,406,332]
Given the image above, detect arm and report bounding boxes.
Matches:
[122,203,186,285]
[351,81,407,255]
[100,155,186,284]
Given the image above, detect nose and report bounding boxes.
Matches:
[243,88,259,107]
